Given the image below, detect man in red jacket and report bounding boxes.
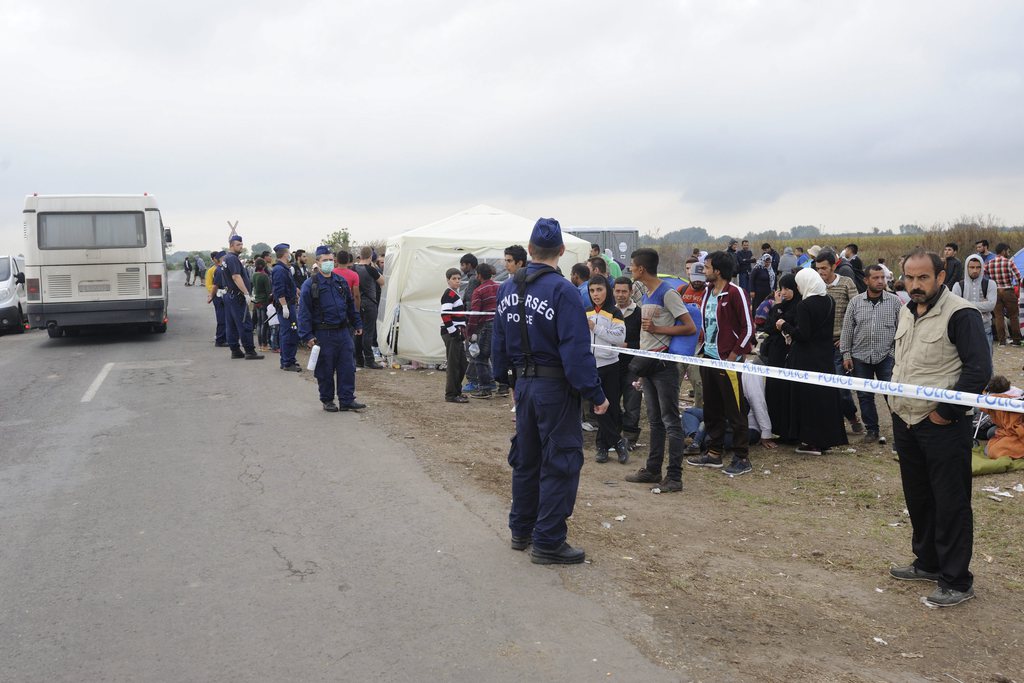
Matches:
[687,251,754,476]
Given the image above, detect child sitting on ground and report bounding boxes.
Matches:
[981,375,1024,458]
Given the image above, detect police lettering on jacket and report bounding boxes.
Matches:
[492,263,606,405]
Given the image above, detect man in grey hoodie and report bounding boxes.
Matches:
[952,253,996,353]
[778,246,798,274]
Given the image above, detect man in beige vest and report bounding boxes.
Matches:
[889,249,990,608]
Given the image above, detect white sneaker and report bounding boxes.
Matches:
[582,422,597,432]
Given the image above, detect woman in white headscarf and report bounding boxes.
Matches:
[774,268,848,455]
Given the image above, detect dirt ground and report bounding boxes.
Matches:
[312,346,1024,683]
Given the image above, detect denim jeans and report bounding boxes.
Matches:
[833,347,859,422]
[471,322,495,388]
[851,356,894,433]
[642,362,684,481]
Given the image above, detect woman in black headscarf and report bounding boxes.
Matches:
[760,273,800,439]
[776,269,848,455]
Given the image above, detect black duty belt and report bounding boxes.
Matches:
[314,321,348,331]
[516,365,565,379]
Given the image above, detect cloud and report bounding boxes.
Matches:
[1,0,1022,254]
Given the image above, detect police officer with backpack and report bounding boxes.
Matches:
[492,218,609,565]
[271,243,301,372]
[297,246,366,412]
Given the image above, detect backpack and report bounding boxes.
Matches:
[643,282,699,356]
[309,274,352,327]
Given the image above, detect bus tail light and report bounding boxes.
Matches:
[27,278,40,301]
[148,274,162,295]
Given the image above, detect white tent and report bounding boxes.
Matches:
[378,205,592,364]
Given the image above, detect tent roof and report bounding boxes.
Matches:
[400,204,588,246]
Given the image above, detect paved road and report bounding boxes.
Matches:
[0,274,675,682]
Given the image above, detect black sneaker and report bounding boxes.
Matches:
[686,453,723,468]
[595,449,609,464]
[659,477,682,492]
[924,586,975,607]
[614,439,629,464]
[230,349,245,359]
[511,536,530,551]
[281,364,302,372]
[625,468,661,484]
[340,401,366,411]
[322,401,339,412]
[849,419,865,434]
[863,431,879,443]
[446,395,469,404]
[889,564,941,582]
[530,542,585,565]
[496,385,510,397]
[470,389,493,399]
[215,341,229,347]
[723,457,752,476]
[244,351,265,360]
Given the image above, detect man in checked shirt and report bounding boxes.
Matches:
[984,243,1023,346]
[840,265,904,445]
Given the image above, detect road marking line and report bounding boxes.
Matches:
[81,362,115,403]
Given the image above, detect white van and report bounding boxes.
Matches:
[0,254,28,333]
[23,194,171,337]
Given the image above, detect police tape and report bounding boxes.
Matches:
[591,344,1024,415]
[405,306,496,316]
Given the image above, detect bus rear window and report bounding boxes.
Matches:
[38,212,147,249]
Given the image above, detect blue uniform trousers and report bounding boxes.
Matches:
[508,377,584,550]
[279,311,298,367]
[225,294,255,352]
[212,296,226,344]
[314,328,356,404]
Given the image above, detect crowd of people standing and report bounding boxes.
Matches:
[192,225,1014,606]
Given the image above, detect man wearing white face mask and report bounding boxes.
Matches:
[297,246,365,412]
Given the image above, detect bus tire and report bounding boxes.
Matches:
[64,327,80,337]
[47,326,63,339]
[152,323,167,334]
[14,306,25,333]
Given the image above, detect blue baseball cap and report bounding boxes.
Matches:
[274,243,290,251]
[315,245,332,257]
[229,234,243,243]
[530,218,563,249]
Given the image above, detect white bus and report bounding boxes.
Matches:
[23,194,172,337]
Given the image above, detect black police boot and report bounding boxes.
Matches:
[244,349,265,360]
[280,364,302,372]
[322,401,340,412]
[530,542,585,565]
[340,400,366,411]
[510,536,531,551]
[230,348,245,359]
[215,341,229,347]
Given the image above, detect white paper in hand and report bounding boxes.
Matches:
[267,303,280,326]
[307,344,320,371]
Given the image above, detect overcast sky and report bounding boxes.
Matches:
[2,0,1022,255]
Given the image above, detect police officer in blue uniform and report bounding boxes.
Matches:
[493,218,609,564]
[271,243,301,372]
[221,234,264,360]
[208,250,228,347]
[297,246,367,412]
